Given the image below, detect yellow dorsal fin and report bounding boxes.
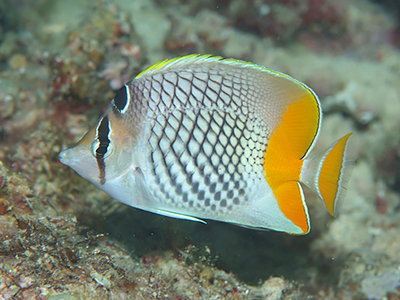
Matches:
[135,54,287,79]
[136,54,217,78]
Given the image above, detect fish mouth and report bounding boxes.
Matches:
[59,148,76,167]
[59,149,68,165]
[59,147,99,183]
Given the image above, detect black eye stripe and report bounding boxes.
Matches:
[95,115,110,159]
[95,142,108,157]
[95,115,110,185]
[113,85,129,113]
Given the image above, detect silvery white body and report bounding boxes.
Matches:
[60,55,354,234]
[60,57,302,232]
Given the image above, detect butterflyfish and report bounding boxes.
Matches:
[59,54,353,234]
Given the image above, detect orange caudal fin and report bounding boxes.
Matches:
[300,133,354,216]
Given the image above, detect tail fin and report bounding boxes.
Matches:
[300,133,354,216]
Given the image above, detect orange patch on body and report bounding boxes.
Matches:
[264,93,320,234]
[274,181,308,233]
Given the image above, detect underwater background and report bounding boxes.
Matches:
[0,0,400,299]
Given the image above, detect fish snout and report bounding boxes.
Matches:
[59,148,72,166]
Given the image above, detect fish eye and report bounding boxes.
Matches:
[91,140,114,159]
[91,140,100,158]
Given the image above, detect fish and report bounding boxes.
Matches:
[59,54,354,234]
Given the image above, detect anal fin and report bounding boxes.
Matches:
[275,181,310,234]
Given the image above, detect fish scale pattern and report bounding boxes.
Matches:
[138,67,269,216]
